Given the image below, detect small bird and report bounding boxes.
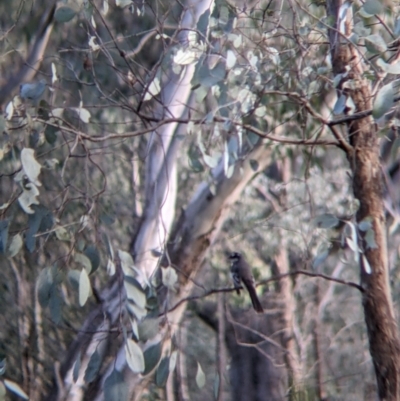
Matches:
[228,252,264,313]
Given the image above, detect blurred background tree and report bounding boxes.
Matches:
[0,0,400,400]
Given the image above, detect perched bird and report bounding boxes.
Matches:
[228,252,264,313]
[20,79,46,100]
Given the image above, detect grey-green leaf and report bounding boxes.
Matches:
[195,362,206,389]
[55,6,77,23]
[373,82,394,119]
[73,352,81,382]
[138,318,159,342]
[104,370,128,401]
[155,357,170,387]
[49,285,62,324]
[124,276,146,308]
[365,228,377,249]
[362,0,383,15]
[365,34,387,54]
[3,380,28,400]
[84,350,101,383]
[143,342,162,375]
[85,245,101,274]
[37,267,53,308]
[313,214,339,229]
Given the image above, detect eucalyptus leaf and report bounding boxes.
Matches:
[195,362,206,389]
[124,276,146,308]
[84,350,101,383]
[37,267,53,308]
[55,6,77,22]
[365,34,387,54]
[155,357,170,387]
[312,249,329,270]
[104,370,128,401]
[143,342,162,375]
[3,380,28,400]
[365,228,377,249]
[373,82,394,119]
[84,245,101,274]
[79,269,91,306]
[313,214,339,229]
[125,339,145,373]
[8,234,23,258]
[362,0,383,15]
[138,318,159,341]
[49,284,62,324]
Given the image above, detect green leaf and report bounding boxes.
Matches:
[26,205,54,252]
[118,250,135,277]
[362,0,383,15]
[138,318,159,341]
[84,245,101,274]
[45,125,58,144]
[169,350,178,371]
[373,82,394,119]
[84,350,101,383]
[143,342,162,375]
[124,276,146,308]
[362,254,372,274]
[312,249,329,270]
[365,228,377,249]
[125,339,145,373]
[68,269,80,292]
[161,266,178,290]
[79,269,91,306]
[214,373,220,399]
[55,6,77,23]
[192,57,226,88]
[196,9,210,39]
[55,225,71,241]
[126,301,147,320]
[37,267,53,308]
[75,253,92,273]
[358,218,372,231]
[104,370,128,401]
[21,148,41,186]
[188,147,204,172]
[313,214,339,229]
[103,233,114,258]
[3,380,28,400]
[333,94,346,115]
[155,357,170,387]
[116,0,132,7]
[8,234,23,257]
[365,34,387,54]
[195,362,206,389]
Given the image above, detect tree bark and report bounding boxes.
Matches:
[326,1,400,399]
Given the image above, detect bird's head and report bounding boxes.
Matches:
[228,252,241,263]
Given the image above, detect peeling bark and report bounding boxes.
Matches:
[326,1,400,399]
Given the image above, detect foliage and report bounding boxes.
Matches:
[0,0,400,399]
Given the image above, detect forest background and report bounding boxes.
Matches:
[1,0,400,400]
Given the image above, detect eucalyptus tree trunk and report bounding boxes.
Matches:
[326,1,400,399]
[43,0,277,398]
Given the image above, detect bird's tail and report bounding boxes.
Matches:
[244,281,264,313]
